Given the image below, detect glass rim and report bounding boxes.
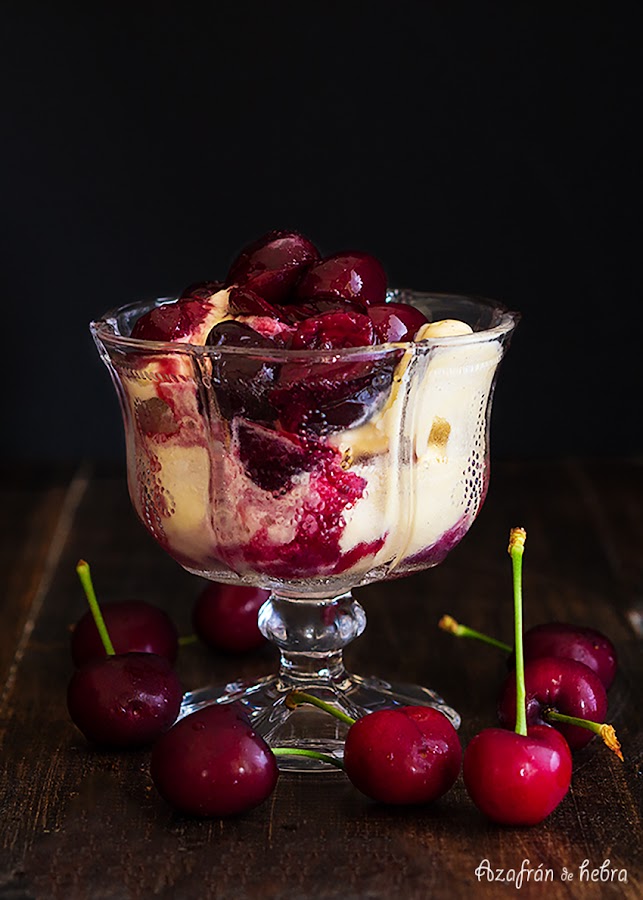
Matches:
[90,289,520,360]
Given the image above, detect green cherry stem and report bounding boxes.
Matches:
[271,748,345,770]
[285,691,356,726]
[438,615,512,654]
[508,528,527,737]
[178,634,199,647]
[543,708,624,761]
[276,692,353,769]
[75,559,115,656]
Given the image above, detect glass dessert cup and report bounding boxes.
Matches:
[91,291,518,770]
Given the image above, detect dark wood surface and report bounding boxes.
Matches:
[1,459,641,900]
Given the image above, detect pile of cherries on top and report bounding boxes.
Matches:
[130,230,430,437]
[132,229,429,348]
[67,533,623,826]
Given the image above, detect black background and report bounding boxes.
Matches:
[3,3,641,463]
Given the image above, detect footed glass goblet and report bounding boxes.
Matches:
[91,291,518,769]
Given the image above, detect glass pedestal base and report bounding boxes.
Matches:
[180,673,460,771]
[179,591,459,771]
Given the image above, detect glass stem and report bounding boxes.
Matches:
[257,591,366,687]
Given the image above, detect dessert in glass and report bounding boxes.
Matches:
[91,231,519,769]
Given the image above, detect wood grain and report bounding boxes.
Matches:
[0,460,641,899]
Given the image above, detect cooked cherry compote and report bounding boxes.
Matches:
[122,231,500,589]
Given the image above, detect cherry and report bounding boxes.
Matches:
[68,652,183,748]
[151,704,279,816]
[73,560,176,664]
[343,706,461,804]
[277,297,363,324]
[226,286,285,320]
[206,318,277,351]
[71,601,179,667]
[225,229,320,303]
[193,582,269,653]
[368,302,429,343]
[463,725,572,827]
[438,615,618,690]
[282,692,461,805]
[521,623,617,690]
[463,528,573,825]
[290,310,375,351]
[270,357,395,434]
[131,298,211,342]
[235,419,334,493]
[67,561,182,748]
[295,252,387,307]
[270,355,396,434]
[497,656,611,751]
[272,309,381,432]
[206,320,279,422]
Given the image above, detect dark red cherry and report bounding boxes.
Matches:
[368,302,429,343]
[271,353,397,434]
[235,419,334,493]
[193,582,269,653]
[497,656,608,750]
[463,724,572,825]
[277,297,363,324]
[270,310,395,433]
[225,230,320,303]
[344,706,461,805]
[206,320,278,422]
[206,318,276,350]
[295,252,387,307]
[131,299,211,342]
[151,704,279,816]
[521,624,618,690]
[67,653,183,748]
[290,310,375,351]
[71,601,179,667]
[226,286,285,320]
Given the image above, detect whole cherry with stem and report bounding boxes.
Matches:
[439,614,617,690]
[274,692,461,805]
[67,561,183,748]
[462,528,574,826]
[497,655,622,757]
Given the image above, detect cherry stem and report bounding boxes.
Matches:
[178,634,199,647]
[438,615,512,654]
[75,559,115,656]
[285,691,356,726]
[271,748,345,770]
[543,708,624,761]
[508,528,527,737]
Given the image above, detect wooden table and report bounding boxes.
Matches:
[1,460,641,899]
